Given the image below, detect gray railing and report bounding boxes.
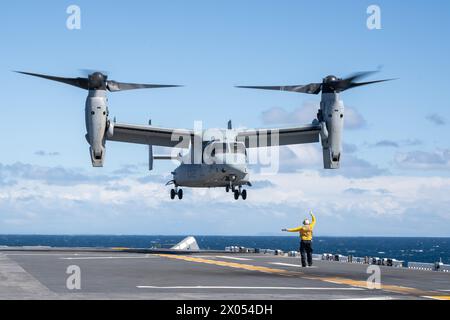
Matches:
[408,261,450,272]
[225,245,448,272]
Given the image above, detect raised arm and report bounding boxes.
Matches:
[310,211,317,229]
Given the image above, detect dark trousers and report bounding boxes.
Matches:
[300,240,313,267]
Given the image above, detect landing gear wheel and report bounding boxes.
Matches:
[178,189,183,200]
[234,190,240,200]
[226,186,230,193]
[170,189,176,200]
[241,189,247,200]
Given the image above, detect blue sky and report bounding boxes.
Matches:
[0,1,449,236]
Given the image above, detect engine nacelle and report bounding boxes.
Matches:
[319,93,344,169]
[85,90,109,167]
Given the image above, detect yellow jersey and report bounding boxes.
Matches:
[287,213,316,241]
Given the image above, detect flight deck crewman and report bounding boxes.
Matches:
[282,211,316,268]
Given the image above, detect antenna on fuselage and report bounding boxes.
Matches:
[228,120,233,130]
[149,119,153,171]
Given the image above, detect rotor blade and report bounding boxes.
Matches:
[332,68,396,92]
[342,70,380,83]
[346,78,397,90]
[15,71,89,90]
[332,70,381,91]
[106,81,182,92]
[236,83,322,95]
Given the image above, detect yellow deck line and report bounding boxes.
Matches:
[158,255,449,299]
[305,276,427,296]
[422,295,450,301]
[158,254,298,276]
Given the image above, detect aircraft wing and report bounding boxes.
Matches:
[107,122,195,148]
[237,123,322,148]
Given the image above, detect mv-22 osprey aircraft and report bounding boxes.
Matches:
[17,70,393,200]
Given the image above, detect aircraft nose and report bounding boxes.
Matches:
[225,164,246,176]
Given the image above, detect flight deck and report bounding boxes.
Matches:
[1,249,449,300]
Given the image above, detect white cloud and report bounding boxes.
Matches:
[249,144,385,178]
[426,113,446,126]
[0,162,113,186]
[0,162,449,236]
[261,102,317,126]
[34,150,60,157]
[395,149,450,170]
[345,107,367,130]
[370,139,423,149]
[260,102,366,130]
[372,140,400,148]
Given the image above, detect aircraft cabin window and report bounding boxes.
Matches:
[214,143,228,154]
[230,143,246,155]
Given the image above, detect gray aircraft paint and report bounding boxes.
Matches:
[167,136,250,188]
[85,89,108,167]
[320,92,344,169]
[236,71,395,171]
[17,70,393,200]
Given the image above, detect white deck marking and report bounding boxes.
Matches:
[270,262,318,268]
[338,297,395,300]
[60,255,156,260]
[5,253,83,256]
[137,286,364,291]
[215,256,252,261]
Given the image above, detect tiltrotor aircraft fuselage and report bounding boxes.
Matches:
[17,70,393,200]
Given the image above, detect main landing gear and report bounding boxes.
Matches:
[228,185,247,201]
[170,188,183,200]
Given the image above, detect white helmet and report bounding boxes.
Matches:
[303,219,310,226]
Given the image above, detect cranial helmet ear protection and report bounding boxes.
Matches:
[303,219,310,226]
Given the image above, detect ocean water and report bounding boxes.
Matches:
[0,235,449,264]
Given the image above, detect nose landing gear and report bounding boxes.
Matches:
[170,187,183,200]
